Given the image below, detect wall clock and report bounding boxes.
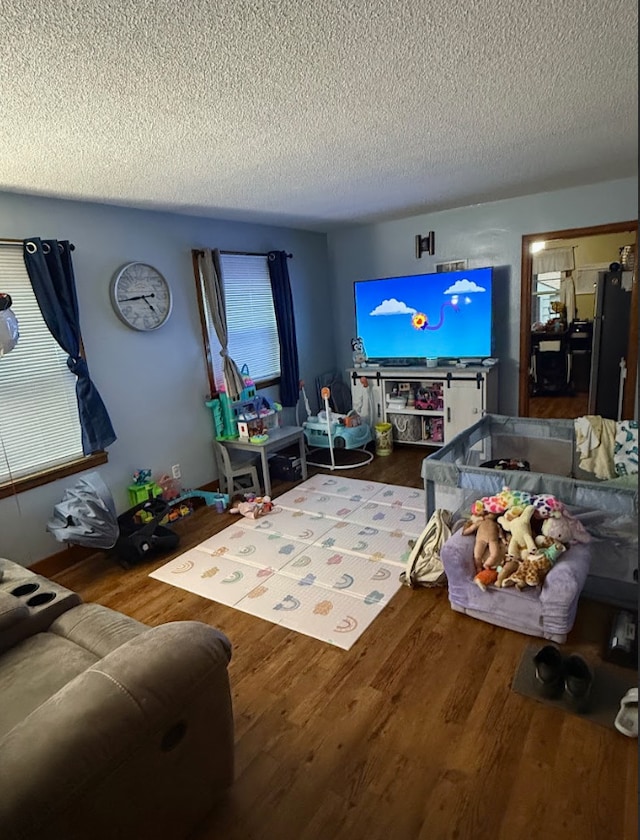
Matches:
[110,262,173,331]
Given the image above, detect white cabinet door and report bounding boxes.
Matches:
[444,378,484,442]
[350,371,384,426]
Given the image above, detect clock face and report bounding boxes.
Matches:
[110,263,173,331]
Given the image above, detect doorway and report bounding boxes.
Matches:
[519,221,638,420]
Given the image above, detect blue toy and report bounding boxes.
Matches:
[175,489,230,511]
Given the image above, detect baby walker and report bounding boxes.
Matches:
[300,383,374,470]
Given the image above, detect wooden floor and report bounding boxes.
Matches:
[528,392,590,419]
[53,445,638,840]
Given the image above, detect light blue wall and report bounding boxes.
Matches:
[0,192,334,565]
[327,177,638,417]
[1,178,637,565]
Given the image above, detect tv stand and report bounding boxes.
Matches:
[348,363,498,447]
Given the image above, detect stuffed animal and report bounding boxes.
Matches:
[531,493,564,520]
[541,510,591,545]
[470,485,532,516]
[495,558,520,588]
[230,495,273,519]
[501,536,566,589]
[496,487,533,511]
[462,513,506,571]
[471,494,509,516]
[497,504,537,557]
[473,567,498,591]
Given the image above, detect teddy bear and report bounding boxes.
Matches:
[501,535,566,589]
[462,512,507,571]
[497,503,537,558]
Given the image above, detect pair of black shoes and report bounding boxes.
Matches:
[533,644,594,712]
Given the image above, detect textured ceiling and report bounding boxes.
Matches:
[1,0,638,232]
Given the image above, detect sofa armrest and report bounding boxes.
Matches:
[440,529,477,598]
[48,602,149,658]
[0,621,234,840]
[539,542,591,608]
[0,591,28,631]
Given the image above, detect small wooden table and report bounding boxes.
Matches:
[219,426,307,498]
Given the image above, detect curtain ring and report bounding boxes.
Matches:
[42,242,51,254]
[25,241,38,254]
[58,242,65,253]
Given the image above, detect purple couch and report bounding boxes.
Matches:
[440,528,591,643]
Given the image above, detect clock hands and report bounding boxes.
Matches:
[119,293,156,303]
[120,292,157,314]
[112,263,171,330]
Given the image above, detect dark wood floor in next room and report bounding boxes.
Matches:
[52,445,638,840]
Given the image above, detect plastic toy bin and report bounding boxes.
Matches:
[421,414,638,608]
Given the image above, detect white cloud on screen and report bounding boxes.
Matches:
[370,298,417,316]
[444,279,486,294]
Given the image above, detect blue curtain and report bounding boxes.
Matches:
[267,250,299,407]
[23,238,117,454]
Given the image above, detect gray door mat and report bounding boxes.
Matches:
[511,643,638,731]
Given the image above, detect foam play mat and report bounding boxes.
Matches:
[150,476,426,649]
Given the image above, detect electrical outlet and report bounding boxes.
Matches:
[171,464,181,480]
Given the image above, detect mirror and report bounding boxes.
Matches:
[519,221,638,420]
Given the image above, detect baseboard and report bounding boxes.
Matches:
[28,545,97,577]
[28,480,222,577]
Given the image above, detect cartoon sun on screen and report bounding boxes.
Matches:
[411,295,465,331]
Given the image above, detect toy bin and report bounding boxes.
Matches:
[421,414,638,609]
[387,412,422,442]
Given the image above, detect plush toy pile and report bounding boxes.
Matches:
[462,487,591,592]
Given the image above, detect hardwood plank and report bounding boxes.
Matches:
[50,445,637,840]
[528,393,589,419]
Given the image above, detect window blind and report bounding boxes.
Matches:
[0,246,83,482]
[211,254,280,388]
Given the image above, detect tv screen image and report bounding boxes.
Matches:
[353,266,493,362]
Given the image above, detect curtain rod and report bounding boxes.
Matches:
[0,239,75,250]
[220,249,293,259]
[193,248,293,259]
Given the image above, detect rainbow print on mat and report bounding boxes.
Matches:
[150,476,425,650]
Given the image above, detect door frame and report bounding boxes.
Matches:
[519,221,638,418]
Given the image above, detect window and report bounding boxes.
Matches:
[198,252,280,392]
[0,244,105,496]
[533,271,562,324]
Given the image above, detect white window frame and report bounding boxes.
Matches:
[198,252,281,393]
[0,242,106,497]
[533,271,562,324]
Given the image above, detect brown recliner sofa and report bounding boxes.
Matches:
[0,558,234,840]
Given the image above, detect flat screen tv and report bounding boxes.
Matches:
[353,266,494,363]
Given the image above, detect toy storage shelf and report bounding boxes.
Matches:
[348,364,498,448]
